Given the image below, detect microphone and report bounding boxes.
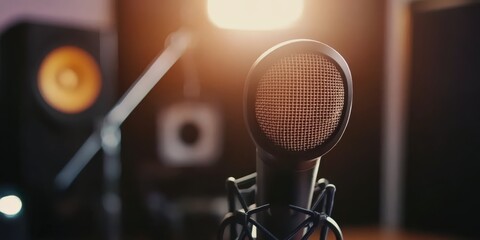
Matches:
[244,39,352,239]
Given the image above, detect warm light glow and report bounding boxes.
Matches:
[207,0,304,31]
[0,195,22,217]
[38,46,102,114]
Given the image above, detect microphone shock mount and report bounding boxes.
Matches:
[217,173,343,240]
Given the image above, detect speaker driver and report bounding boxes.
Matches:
[37,45,102,114]
[157,101,223,166]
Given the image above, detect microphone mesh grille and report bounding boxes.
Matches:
[255,53,345,152]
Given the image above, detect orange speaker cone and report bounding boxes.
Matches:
[38,46,102,114]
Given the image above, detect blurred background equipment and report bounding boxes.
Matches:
[157,101,223,167]
[0,0,116,239]
[0,21,116,239]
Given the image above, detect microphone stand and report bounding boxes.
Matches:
[54,29,191,240]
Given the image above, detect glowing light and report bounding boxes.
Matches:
[0,195,23,217]
[207,0,304,31]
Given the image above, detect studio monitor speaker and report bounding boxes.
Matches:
[0,21,116,239]
[157,101,223,166]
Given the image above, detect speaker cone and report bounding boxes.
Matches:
[37,46,102,114]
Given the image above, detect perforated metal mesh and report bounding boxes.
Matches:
[255,53,345,152]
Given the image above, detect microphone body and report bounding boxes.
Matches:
[243,39,352,239]
[256,150,319,239]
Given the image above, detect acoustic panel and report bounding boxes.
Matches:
[406,1,480,238]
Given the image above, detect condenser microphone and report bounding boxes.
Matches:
[244,39,352,239]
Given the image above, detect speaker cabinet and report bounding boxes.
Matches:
[157,101,223,166]
[406,1,480,238]
[0,21,115,239]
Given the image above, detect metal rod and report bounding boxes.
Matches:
[55,29,191,190]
